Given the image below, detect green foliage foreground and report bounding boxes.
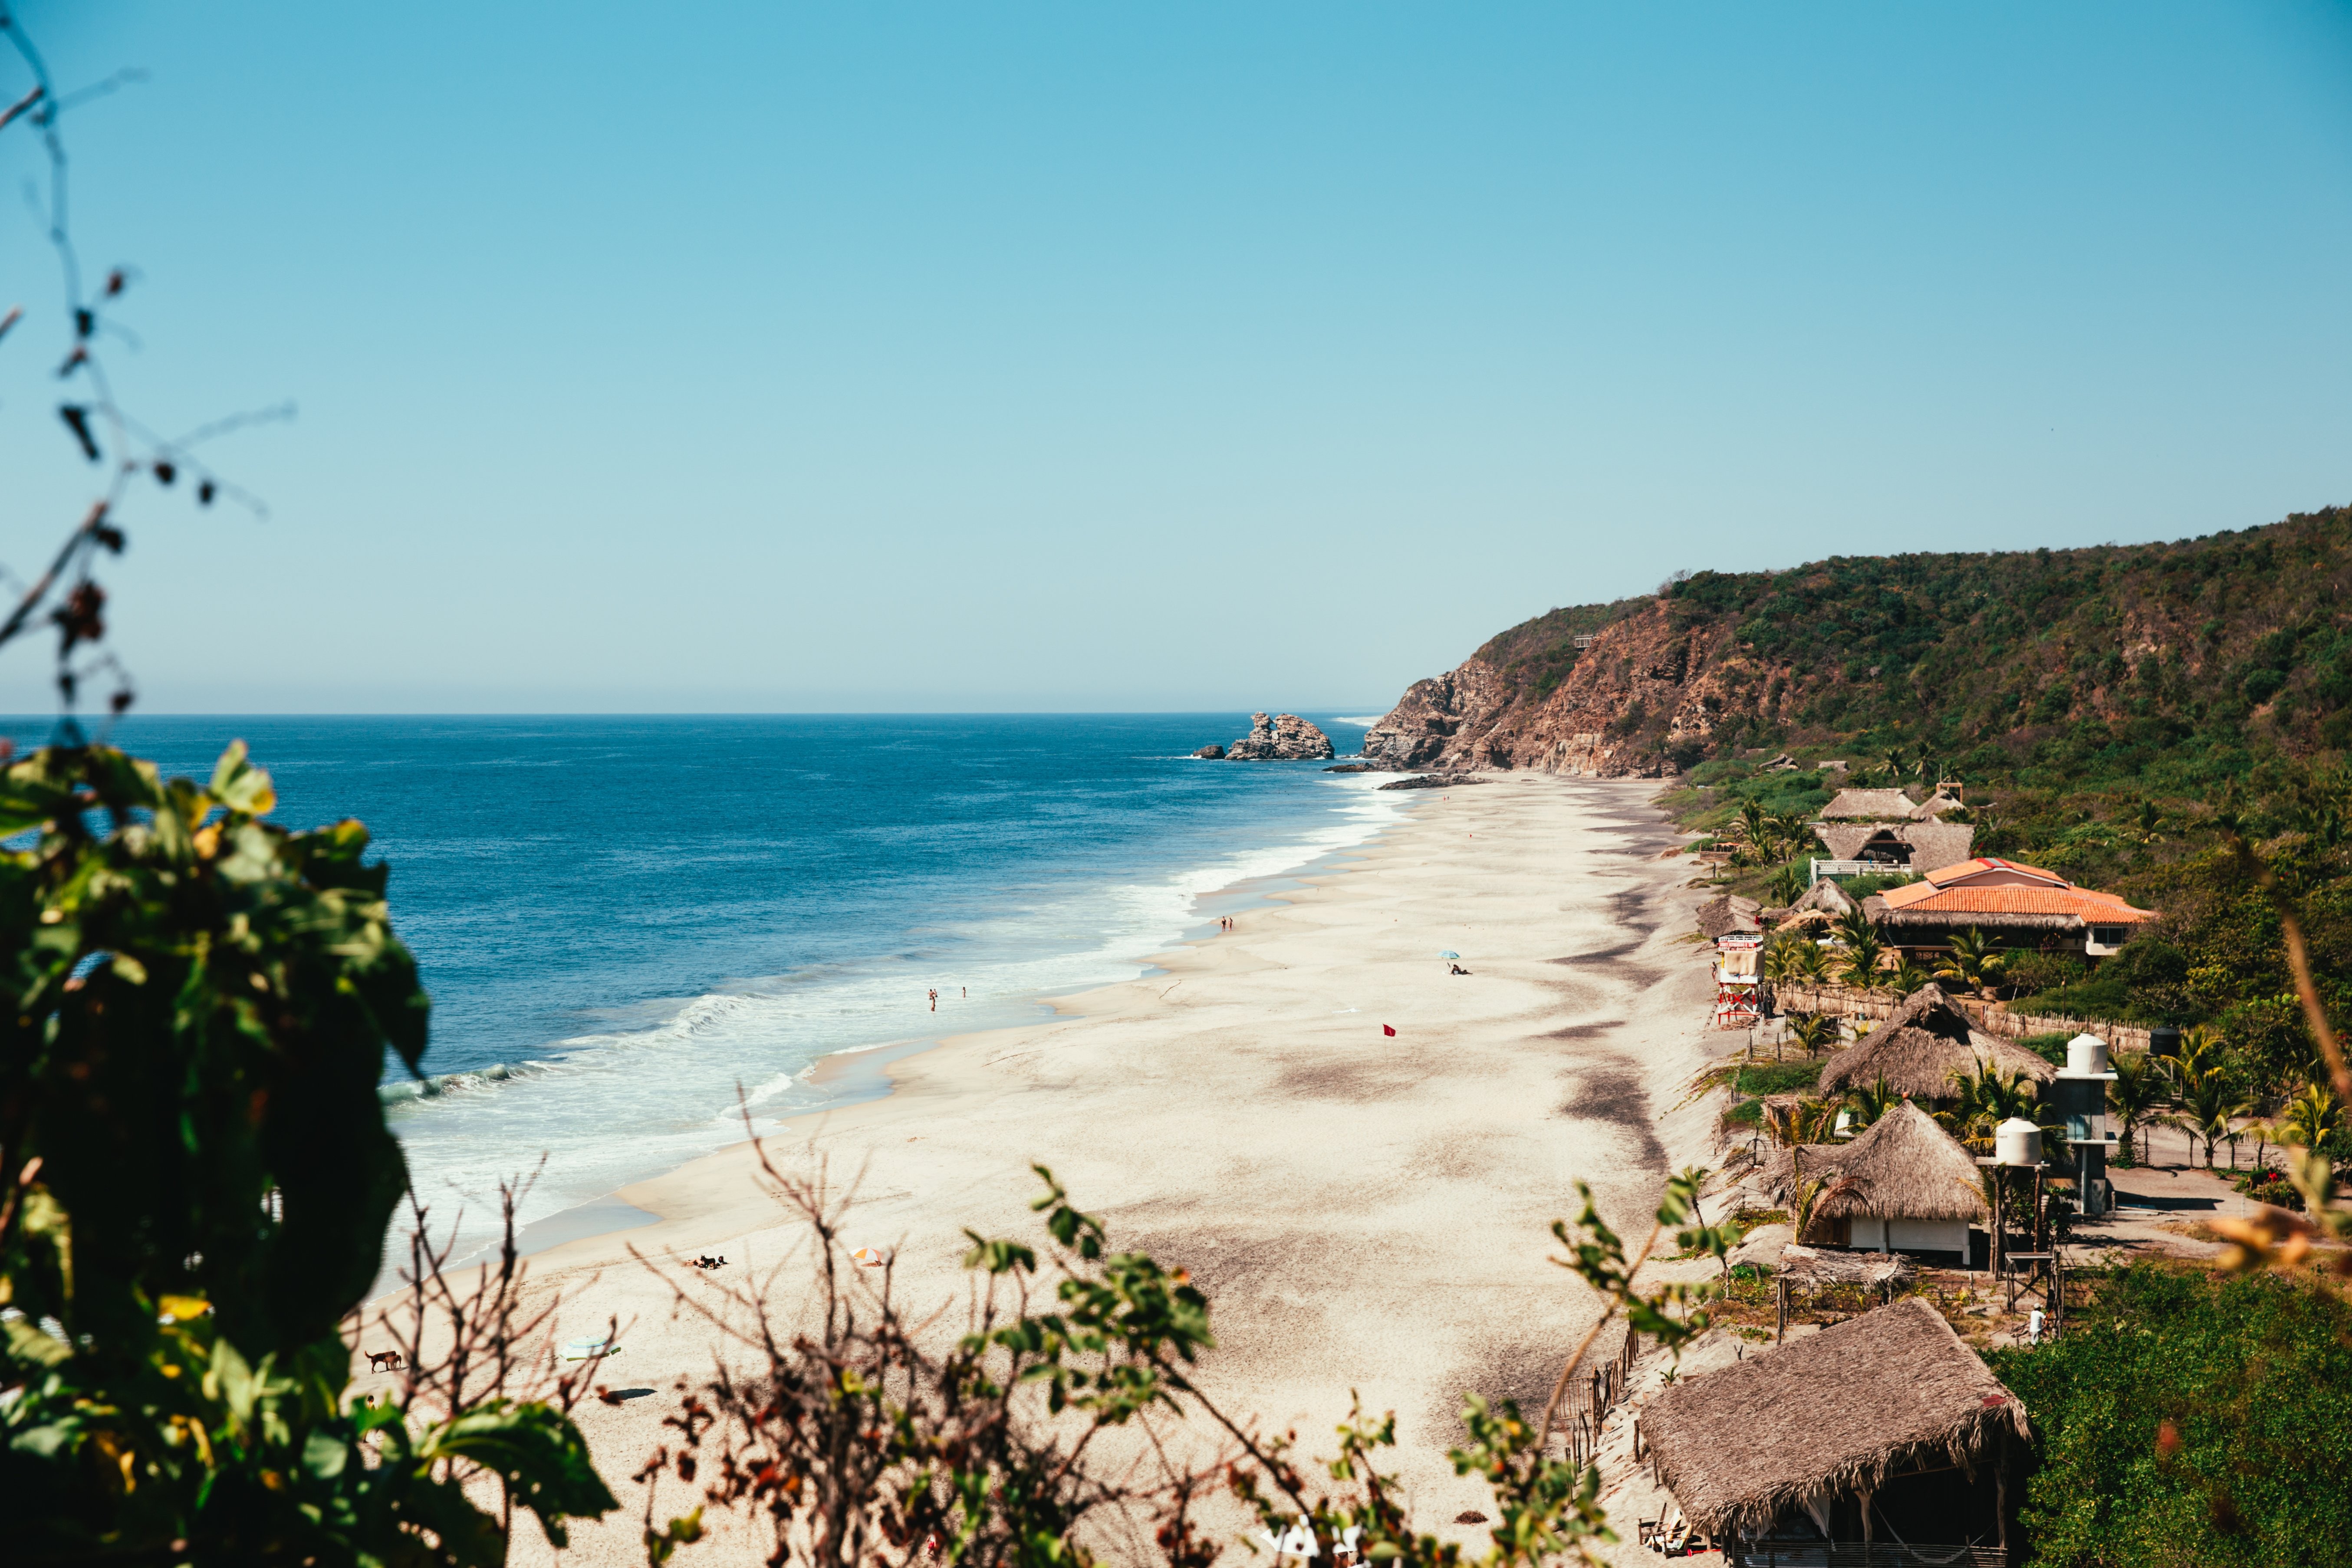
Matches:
[0,744,613,1565]
[1988,1262,2352,1568]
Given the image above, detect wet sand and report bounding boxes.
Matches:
[366,773,1720,1562]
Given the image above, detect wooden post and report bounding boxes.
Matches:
[1859,1486,1874,1547]
[1776,1277,1788,1342]
[1997,1429,2010,1562]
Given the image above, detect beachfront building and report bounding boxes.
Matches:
[1635,1298,2026,1566]
[1809,789,1975,884]
[1816,983,2056,1105]
[1795,1101,1989,1264]
[1866,857,2158,959]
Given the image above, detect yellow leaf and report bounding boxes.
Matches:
[157,1294,211,1322]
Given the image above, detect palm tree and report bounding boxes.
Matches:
[1782,939,1832,987]
[1764,859,1805,906]
[1836,926,1887,990]
[1789,1147,1862,1244]
[1882,746,1910,782]
[2275,1080,2342,1152]
[1934,927,2008,999]
[1763,1096,1840,1150]
[2106,1052,2166,1167]
[1844,1076,1903,1133]
[2166,1054,2252,1170]
[1885,956,1934,997]
[1787,1012,1838,1057]
[1940,1062,2040,1153]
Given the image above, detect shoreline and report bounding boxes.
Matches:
[364,774,1718,1566]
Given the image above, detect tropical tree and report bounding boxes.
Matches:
[2106,1051,2167,1167]
[1763,1096,1840,1150]
[1836,923,1887,989]
[1940,1062,2043,1154]
[1764,858,1805,906]
[1934,927,2008,999]
[2167,1052,2255,1170]
[1843,1076,1904,1133]
[1885,955,1935,997]
[1788,1147,1862,1243]
[1787,1011,1839,1057]
[2275,1081,2343,1152]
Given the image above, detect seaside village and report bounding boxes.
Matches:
[1587,767,2303,1567]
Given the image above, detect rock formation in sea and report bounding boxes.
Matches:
[1193,744,1226,759]
[1224,713,1336,761]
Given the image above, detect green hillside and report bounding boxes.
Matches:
[1513,506,2352,791]
[1615,506,2352,1116]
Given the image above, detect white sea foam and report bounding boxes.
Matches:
[383,774,1414,1269]
[1330,716,1384,726]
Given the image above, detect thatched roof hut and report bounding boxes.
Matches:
[1818,1024,2056,1101]
[1821,788,1919,821]
[1817,985,2055,1101]
[1808,1102,1987,1229]
[1696,893,1761,939]
[1811,820,1975,869]
[1637,1298,2028,1548]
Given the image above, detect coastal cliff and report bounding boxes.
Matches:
[1362,600,1713,777]
[1364,506,2352,785]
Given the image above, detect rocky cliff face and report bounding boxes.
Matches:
[1362,599,1747,778]
[1226,713,1336,761]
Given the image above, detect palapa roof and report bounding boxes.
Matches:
[1789,878,1856,917]
[1773,1243,1917,1291]
[1810,821,1974,868]
[1697,893,1761,939]
[1910,791,1965,820]
[1816,985,2056,1098]
[1820,788,1922,821]
[1638,1298,2028,1540]
[1808,1102,1987,1224]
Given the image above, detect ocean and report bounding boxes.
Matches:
[19,714,1405,1266]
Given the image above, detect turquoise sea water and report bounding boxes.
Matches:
[18,714,1403,1261]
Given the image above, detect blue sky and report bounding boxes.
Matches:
[3,2,2350,713]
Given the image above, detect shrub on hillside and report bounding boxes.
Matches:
[1989,1264,2352,1568]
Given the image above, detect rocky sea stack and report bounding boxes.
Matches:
[1223,713,1335,761]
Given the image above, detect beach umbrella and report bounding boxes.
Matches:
[851,1246,887,1267]
[561,1334,619,1362]
[1438,950,1460,959]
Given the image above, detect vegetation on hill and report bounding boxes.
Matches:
[1989,1262,2352,1568]
[1493,507,2352,792]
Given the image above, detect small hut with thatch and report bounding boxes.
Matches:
[1635,1298,2027,1565]
[1818,984,2056,1103]
[1803,1101,1988,1262]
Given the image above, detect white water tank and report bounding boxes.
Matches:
[1996,1116,2043,1167]
[2066,1033,2110,1075]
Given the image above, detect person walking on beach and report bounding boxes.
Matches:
[928,988,938,1012]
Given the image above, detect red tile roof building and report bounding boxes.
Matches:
[1867,858,2156,954]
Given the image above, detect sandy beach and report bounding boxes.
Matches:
[367,773,1723,1562]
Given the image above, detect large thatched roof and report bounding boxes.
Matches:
[1821,788,1919,821]
[1638,1298,2028,1540]
[1808,1102,1987,1224]
[1817,1022,2056,1100]
[1789,878,1855,917]
[1810,821,1974,869]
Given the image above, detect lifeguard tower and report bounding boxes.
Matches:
[1711,933,1763,1028]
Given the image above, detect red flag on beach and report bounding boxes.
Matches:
[1382,1024,1396,1036]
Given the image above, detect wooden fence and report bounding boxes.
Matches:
[1769,984,2151,1054]
[1551,1322,1640,1473]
